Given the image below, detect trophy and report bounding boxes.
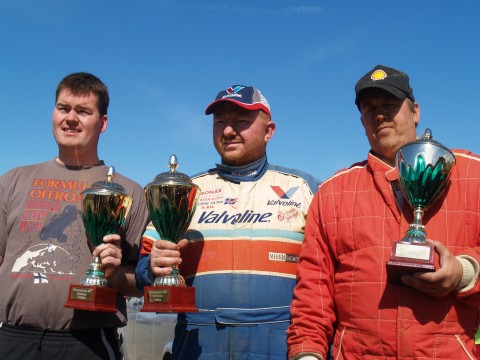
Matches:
[64,166,133,312]
[141,155,200,313]
[387,129,455,283]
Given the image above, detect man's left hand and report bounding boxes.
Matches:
[401,239,463,297]
[93,234,122,278]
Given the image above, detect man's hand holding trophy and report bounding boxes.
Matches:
[64,166,133,312]
[141,155,200,312]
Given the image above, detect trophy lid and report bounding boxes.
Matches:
[402,128,451,152]
[82,166,129,196]
[396,128,455,167]
[145,155,199,189]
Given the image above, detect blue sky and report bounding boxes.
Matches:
[1,0,479,187]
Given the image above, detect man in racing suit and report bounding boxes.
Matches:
[287,65,480,360]
[136,85,320,359]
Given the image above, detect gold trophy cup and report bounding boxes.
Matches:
[141,155,200,313]
[64,166,133,312]
[387,129,456,283]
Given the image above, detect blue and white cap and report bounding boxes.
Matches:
[205,85,271,116]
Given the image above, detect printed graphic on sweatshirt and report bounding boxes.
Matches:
[11,177,88,284]
[12,242,73,272]
[10,243,74,283]
[21,178,87,236]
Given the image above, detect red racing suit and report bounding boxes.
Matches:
[288,150,480,360]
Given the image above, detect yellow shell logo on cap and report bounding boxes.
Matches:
[371,70,387,81]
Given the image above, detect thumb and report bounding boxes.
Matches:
[178,239,189,249]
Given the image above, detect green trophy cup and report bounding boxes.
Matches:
[64,166,133,312]
[141,155,200,313]
[387,129,456,283]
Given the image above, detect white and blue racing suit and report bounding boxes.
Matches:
[136,156,319,360]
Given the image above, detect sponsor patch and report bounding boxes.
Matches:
[226,85,244,94]
[270,186,299,199]
[198,188,225,209]
[228,170,257,177]
[268,186,302,207]
[223,86,245,98]
[268,252,299,263]
[371,69,387,81]
[198,210,272,224]
[277,208,299,222]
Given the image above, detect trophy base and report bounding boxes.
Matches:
[64,284,117,313]
[387,241,435,284]
[141,286,198,313]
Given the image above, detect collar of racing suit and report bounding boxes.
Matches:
[216,154,268,183]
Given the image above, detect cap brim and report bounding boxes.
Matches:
[205,99,270,116]
[355,84,408,106]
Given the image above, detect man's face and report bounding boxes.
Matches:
[360,89,419,166]
[52,89,107,156]
[212,103,275,166]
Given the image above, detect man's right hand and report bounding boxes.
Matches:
[149,239,189,276]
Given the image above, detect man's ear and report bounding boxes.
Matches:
[100,115,108,133]
[265,121,276,142]
[413,103,420,127]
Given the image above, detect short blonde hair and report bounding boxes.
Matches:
[259,110,271,124]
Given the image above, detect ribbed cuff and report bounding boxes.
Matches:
[456,255,480,292]
[290,354,323,360]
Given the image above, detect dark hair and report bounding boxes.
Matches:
[55,72,109,116]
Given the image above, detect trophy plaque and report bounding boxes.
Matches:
[387,129,455,283]
[64,166,133,312]
[141,155,200,313]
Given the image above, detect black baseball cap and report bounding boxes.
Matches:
[355,65,415,108]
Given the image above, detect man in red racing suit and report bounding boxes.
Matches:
[288,65,480,360]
